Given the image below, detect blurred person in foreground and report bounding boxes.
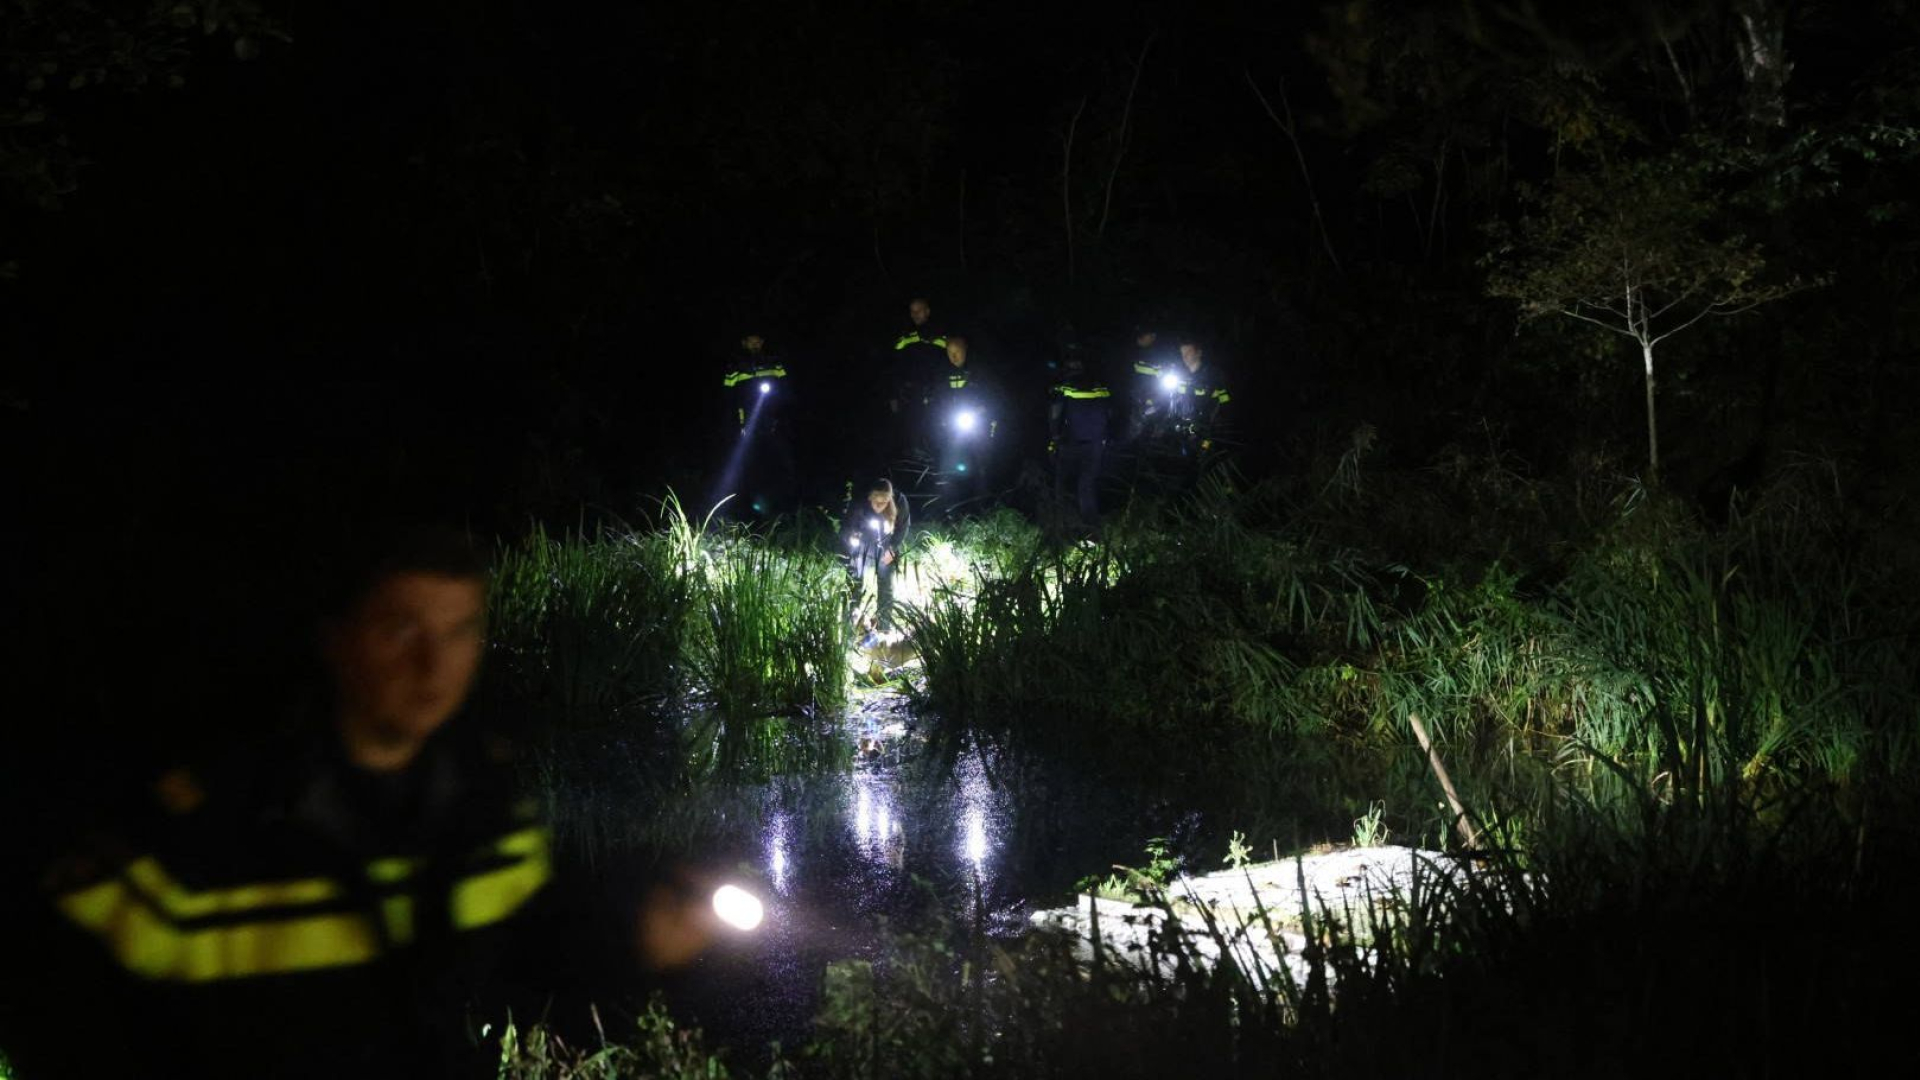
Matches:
[15,528,550,1079]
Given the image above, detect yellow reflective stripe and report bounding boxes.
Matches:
[366,856,418,885]
[58,879,383,982]
[494,826,547,859]
[125,856,341,919]
[1054,385,1110,399]
[57,826,549,981]
[723,367,784,387]
[1132,362,1159,375]
[893,334,917,350]
[381,894,414,944]
[452,828,550,930]
[948,374,968,388]
[1212,390,1231,403]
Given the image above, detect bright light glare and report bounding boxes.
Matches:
[1160,372,1182,392]
[954,409,979,433]
[712,885,764,931]
[759,380,772,394]
[964,809,988,865]
[848,534,862,550]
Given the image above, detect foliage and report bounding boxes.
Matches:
[1485,141,1812,480]
[494,998,778,1079]
[2,0,285,212]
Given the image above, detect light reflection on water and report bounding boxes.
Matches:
[766,812,790,895]
[751,737,1008,902]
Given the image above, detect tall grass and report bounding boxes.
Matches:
[905,455,1920,855]
[484,497,860,857]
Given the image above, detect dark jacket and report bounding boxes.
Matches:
[889,324,949,408]
[922,361,1001,441]
[30,722,550,1079]
[721,351,791,431]
[1050,371,1113,444]
[840,491,911,560]
[1157,361,1231,433]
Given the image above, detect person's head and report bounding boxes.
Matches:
[1179,338,1204,370]
[1135,329,1158,349]
[945,336,968,367]
[740,333,765,355]
[318,528,489,772]
[908,298,931,326]
[867,474,902,522]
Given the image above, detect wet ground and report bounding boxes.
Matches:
[546,656,1229,1060]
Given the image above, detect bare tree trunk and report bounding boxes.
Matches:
[1245,68,1342,274]
[1063,95,1087,286]
[1097,31,1157,240]
[1733,0,1790,129]
[1644,340,1660,487]
[1660,31,1696,126]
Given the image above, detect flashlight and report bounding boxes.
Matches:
[849,534,862,550]
[712,885,764,931]
[954,408,979,434]
[759,380,772,395]
[1159,372,1182,393]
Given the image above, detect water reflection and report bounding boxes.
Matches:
[954,752,999,892]
[767,812,791,895]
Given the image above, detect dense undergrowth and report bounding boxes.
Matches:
[479,448,1920,1077]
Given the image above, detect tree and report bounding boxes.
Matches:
[1485,147,1807,485]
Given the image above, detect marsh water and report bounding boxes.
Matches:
[545,687,1229,1059]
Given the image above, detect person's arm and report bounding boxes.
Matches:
[890,497,911,557]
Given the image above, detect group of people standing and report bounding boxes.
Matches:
[719,297,1233,641]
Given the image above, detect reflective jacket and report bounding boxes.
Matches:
[890,325,949,408]
[721,353,791,430]
[922,362,1000,441]
[41,722,551,1078]
[1151,362,1231,434]
[1050,374,1112,444]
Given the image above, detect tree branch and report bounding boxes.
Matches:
[1063,95,1087,286]
[1245,66,1342,273]
[1559,306,1641,339]
[1098,30,1156,240]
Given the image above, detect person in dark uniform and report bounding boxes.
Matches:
[1122,326,1175,444]
[1162,336,1230,452]
[1049,352,1112,535]
[19,529,551,1080]
[1141,335,1230,490]
[719,332,796,517]
[887,298,949,462]
[839,478,911,644]
[921,336,999,515]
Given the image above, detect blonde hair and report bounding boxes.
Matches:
[868,478,898,529]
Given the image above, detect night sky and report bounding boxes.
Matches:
[7,0,1919,788]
